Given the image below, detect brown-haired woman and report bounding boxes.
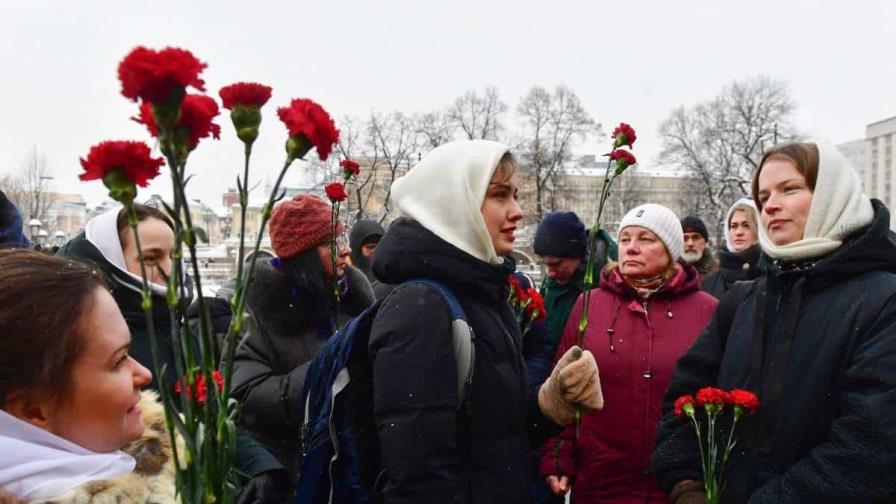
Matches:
[653,142,896,503]
[0,249,180,502]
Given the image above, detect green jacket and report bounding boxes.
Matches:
[541,267,587,346]
[540,229,617,346]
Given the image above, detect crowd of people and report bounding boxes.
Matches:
[0,139,895,503]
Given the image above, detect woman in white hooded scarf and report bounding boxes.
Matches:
[359,140,603,504]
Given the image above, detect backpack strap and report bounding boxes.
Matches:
[403,279,475,409]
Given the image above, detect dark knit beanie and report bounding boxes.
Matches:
[680,215,709,241]
[269,194,344,259]
[534,211,587,259]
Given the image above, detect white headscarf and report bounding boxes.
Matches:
[757,142,874,261]
[723,198,760,253]
[391,140,510,265]
[0,409,134,501]
[85,207,168,295]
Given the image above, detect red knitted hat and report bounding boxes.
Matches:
[269,194,345,259]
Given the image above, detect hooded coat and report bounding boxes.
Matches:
[701,244,761,299]
[368,218,562,504]
[349,219,385,283]
[651,201,896,503]
[0,191,30,248]
[539,262,717,503]
[359,139,563,503]
[230,258,375,474]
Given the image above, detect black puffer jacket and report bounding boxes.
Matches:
[366,218,562,504]
[652,200,896,503]
[701,244,762,299]
[231,258,374,474]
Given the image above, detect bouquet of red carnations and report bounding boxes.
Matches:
[508,275,546,337]
[674,387,760,504]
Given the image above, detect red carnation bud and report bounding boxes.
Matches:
[325,182,348,202]
[277,98,340,162]
[134,94,221,153]
[524,288,546,321]
[611,122,637,149]
[608,149,637,175]
[674,395,696,418]
[118,46,206,104]
[79,141,165,204]
[174,370,224,404]
[219,82,272,146]
[340,159,361,180]
[696,387,730,413]
[728,388,760,414]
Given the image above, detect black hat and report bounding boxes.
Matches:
[534,212,587,259]
[680,215,709,241]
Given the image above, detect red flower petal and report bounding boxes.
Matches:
[118,46,206,103]
[79,141,165,187]
[325,182,348,202]
[219,82,273,110]
[277,98,340,161]
[611,122,637,148]
[340,159,361,176]
[674,395,695,417]
[133,94,221,148]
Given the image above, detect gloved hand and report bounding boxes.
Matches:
[669,480,707,504]
[538,345,603,426]
[235,468,292,504]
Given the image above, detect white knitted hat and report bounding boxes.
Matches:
[617,203,684,260]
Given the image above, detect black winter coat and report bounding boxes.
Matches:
[367,218,562,504]
[231,259,375,474]
[652,200,896,503]
[701,244,762,299]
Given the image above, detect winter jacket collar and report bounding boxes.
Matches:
[600,259,701,301]
[0,411,135,502]
[717,243,761,272]
[763,199,896,289]
[372,218,512,304]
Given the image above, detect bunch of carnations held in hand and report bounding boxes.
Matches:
[674,387,760,504]
[508,275,546,336]
[79,44,347,503]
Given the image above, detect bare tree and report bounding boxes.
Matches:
[658,75,797,243]
[415,110,456,149]
[15,146,54,224]
[333,115,382,226]
[516,85,596,220]
[448,86,508,141]
[368,111,418,223]
[0,173,26,210]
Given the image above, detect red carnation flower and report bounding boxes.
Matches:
[695,387,730,407]
[608,149,637,174]
[174,370,224,404]
[134,94,221,148]
[611,122,637,148]
[340,159,361,177]
[79,140,165,187]
[728,389,759,413]
[674,395,696,417]
[118,46,206,103]
[525,288,546,321]
[325,182,348,202]
[508,275,527,303]
[219,82,273,110]
[277,98,340,161]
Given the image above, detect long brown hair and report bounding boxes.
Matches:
[0,249,109,405]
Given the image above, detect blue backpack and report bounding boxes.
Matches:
[294,279,474,504]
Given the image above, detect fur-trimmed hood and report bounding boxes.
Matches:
[36,390,180,503]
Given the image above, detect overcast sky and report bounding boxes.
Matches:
[1,0,894,207]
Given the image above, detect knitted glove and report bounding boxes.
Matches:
[538,346,604,426]
[669,480,707,504]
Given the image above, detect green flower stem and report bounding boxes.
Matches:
[573,155,620,432]
[227,155,297,393]
[330,202,341,329]
[125,203,184,482]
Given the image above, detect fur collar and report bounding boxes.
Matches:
[36,391,180,503]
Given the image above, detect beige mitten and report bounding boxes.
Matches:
[538,346,604,426]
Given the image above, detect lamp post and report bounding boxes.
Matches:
[28,219,42,243]
[53,230,66,247]
[37,229,48,246]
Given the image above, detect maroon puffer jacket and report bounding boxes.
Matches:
[540,261,718,503]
